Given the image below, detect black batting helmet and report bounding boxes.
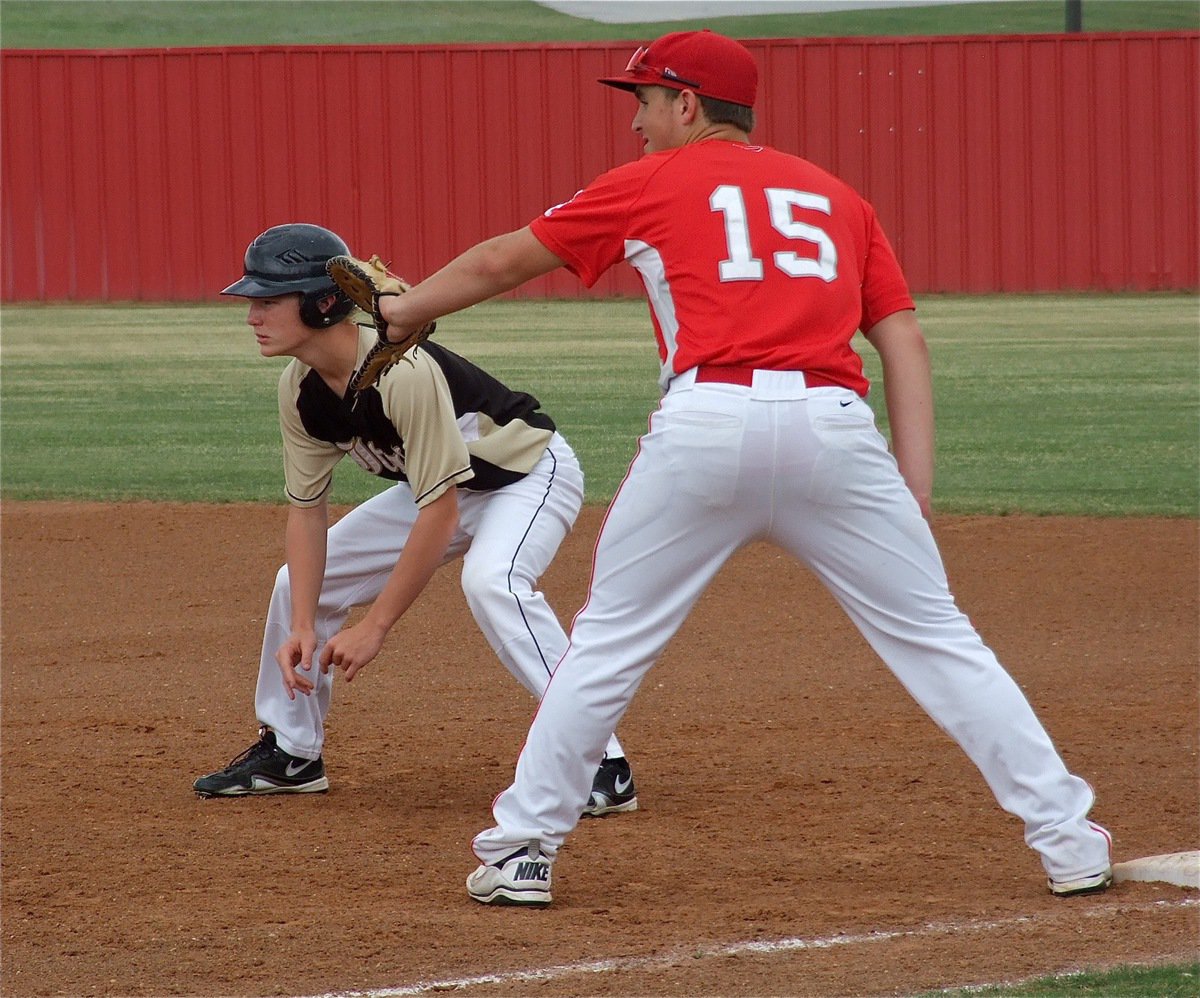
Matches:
[222,223,356,328]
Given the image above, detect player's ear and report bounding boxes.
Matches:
[677,88,702,125]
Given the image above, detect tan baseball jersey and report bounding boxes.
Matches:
[278,331,556,508]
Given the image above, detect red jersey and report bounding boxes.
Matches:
[530,140,914,395]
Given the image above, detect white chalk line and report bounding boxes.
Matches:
[300,895,1199,998]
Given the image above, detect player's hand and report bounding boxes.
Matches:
[319,621,387,683]
[376,295,415,345]
[275,629,318,700]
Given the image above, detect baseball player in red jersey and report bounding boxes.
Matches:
[370,31,1113,906]
[193,223,636,815]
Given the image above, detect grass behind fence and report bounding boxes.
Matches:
[2,294,1196,514]
[1,0,1195,48]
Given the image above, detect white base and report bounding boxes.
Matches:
[1112,851,1200,889]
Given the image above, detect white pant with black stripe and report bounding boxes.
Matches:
[254,433,626,762]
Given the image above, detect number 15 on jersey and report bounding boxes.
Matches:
[710,185,839,283]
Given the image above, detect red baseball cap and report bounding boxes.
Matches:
[598,30,758,108]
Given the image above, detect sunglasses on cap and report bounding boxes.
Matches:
[625,45,702,90]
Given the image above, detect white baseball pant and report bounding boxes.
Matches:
[473,370,1110,883]
[253,433,627,763]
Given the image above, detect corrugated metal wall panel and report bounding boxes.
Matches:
[380,50,425,273]
[869,44,904,234]
[65,56,102,298]
[1124,38,1161,290]
[1160,38,1200,288]
[99,56,140,299]
[3,56,42,299]
[1059,38,1096,289]
[43,55,77,298]
[1026,39,1064,291]
[961,41,998,292]
[1092,39,1128,290]
[192,53,235,296]
[995,40,1029,290]
[927,40,965,291]
[894,43,933,293]
[832,44,869,196]
[2,57,27,298]
[131,55,169,298]
[1,34,1195,302]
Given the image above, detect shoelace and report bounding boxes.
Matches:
[223,735,276,771]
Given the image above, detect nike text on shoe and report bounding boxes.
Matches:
[467,845,552,907]
[193,728,329,797]
[582,756,638,817]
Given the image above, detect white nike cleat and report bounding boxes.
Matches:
[467,846,553,907]
[1048,821,1113,897]
[1048,868,1114,896]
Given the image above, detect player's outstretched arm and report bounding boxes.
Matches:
[863,309,935,520]
[378,227,564,341]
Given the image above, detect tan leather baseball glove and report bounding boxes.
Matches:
[325,254,437,391]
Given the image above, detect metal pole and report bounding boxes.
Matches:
[1066,0,1083,32]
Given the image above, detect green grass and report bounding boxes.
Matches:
[1,295,1196,513]
[897,294,1200,515]
[920,960,1200,996]
[0,0,1195,49]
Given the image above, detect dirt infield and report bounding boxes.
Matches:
[2,501,1197,997]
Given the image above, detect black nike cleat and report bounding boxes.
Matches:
[193,728,328,797]
[582,756,638,817]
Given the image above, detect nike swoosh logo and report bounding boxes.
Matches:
[285,759,311,777]
[614,774,633,795]
[839,399,855,407]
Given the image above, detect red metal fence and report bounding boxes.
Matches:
[2,33,1196,302]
